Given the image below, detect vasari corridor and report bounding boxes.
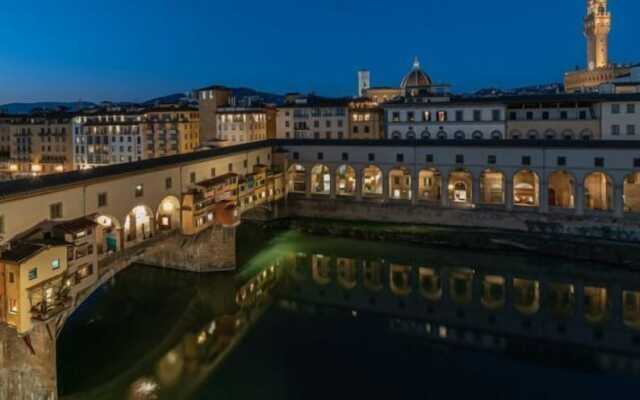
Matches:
[2,1,640,399]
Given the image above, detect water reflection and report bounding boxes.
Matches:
[59,230,640,399]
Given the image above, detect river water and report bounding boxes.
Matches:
[57,226,640,399]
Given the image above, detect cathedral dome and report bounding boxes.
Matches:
[400,57,432,88]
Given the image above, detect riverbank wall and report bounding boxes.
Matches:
[257,197,640,268]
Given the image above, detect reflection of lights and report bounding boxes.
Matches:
[197,331,207,345]
[129,377,159,400]
[208,321,217,335]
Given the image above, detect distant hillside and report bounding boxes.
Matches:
[473,83,564,97]
[0,101,95,114]
[230,87,285,105]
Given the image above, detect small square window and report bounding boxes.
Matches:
[612,104,620,114]
[341,153,349,161]
[28,268,38,281]
[190,172,196,183]
[228,163,233,172]
[293,152,299,160]
[634,158,640,168]
[628,104,636,114]
[426,154,434,163]
[165,177,172,189]
[368,153,375,162]
[0,214,4,235]
[595,157,605,167]
[396,153,404,162]
[51,259,60,270]
[243,160,248,168]
[50,202,63,219]
[317,152,324,160]
[488,155,496,164]
[98,193,107,208]
[8,272,14,284]
[455,154,464,164]
[557,157,566,166]
[211,168,216,177]
[522,156,531,166]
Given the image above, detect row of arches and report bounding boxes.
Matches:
[510,129,594,140]
[94,195,182,255]
[391,130,503,140]
[289,164,640,213]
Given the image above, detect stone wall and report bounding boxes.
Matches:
[0,323,57,400]
[280,197,640,267]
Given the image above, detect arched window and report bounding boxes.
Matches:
[454,131,466,140]
[527,130,539,140]
[472,131,483,140]
[389,168,412,200]
[480,169,504,204]
[310,164,331,195]
[391,131,402,140]
[335,165,356,196]
[407,131,416,140]
[544,129,557,140]
[490,130,502,140]
[510,130,521,140]
[584,172,613,211]
[362,165,383,197]
[421,129,431,140]
[418,169,442,202]
[513,170,540,207]
[562,130,575,140]
[548,171,575,209]
[448,170,473,206]
[580,129,593,140]
[437,130,447,140]
[288,164,306,193]
[624,172,640,213]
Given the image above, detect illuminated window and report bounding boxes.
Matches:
[28,268,38,281]
[49,202,63,219]
[98,192,107,208]
[9,299,18,314]
[51,259,60,270]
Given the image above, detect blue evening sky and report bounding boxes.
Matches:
[0,0,638,103]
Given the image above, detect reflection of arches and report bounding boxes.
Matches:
[584,172,613,211]
[480,169,504,204]
[95,214,122,255]
[418,169,441,202]
[513,170,539,207]
[337,258,357,289]
[310,164,331,195]
[389,167,412,200]
[450,268,474,305]
[362,165,383,197]
[336,165,356,196]
[124,205,154,244]
[548,283,575,320]
[311,254,331,285]
[584,286,608,325]
[156,196,180,231]
[419,267,442,301]
[448,170,473,205]
[548,171,575,209]
[513,278,540,315]
[363,261,383,292]
[623,290,640,330]
[390,264,412,296]
[624,172,640,213]
[288,164,306,193]
[481,275,505,310]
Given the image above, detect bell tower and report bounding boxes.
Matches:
[585,0,611,70]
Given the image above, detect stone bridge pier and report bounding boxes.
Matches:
[0,322,57,400]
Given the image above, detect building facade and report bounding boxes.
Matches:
[195,86,233,145]
[141,104,200,159]
[276,95,349,140]
[216,106,276,146]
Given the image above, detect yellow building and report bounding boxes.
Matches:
[142,104,200,158]
[349,98,385,140]
[0,216,99,334]
[8,112,74,176]
[181,173,239,236]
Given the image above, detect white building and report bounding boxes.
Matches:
[276,95,349,140]
[600,95,640,140]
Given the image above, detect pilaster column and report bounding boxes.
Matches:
[382,170,390,202]
[575,183,585,216]
[440,169,450,208]
[539,175,549,214]
[505,179,514,211]
[329,167,337,200]
[411,169,419,206]
[355,170,363,201]
[472,173,480,207]
[613,183,624,218]
[305,168,312,199]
